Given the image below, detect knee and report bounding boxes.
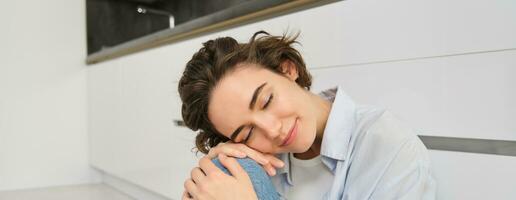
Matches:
[211,157,279,200]
[211,157,264,176]
[235,157,262,171]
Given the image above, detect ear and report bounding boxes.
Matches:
[280,60,299,81]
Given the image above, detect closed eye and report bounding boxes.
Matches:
[263,94,273,109]
[243,94,272,144]
[243,126,254,144]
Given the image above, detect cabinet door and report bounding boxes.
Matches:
[88,62,199,199]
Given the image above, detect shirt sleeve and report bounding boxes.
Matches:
[369,136,437,200]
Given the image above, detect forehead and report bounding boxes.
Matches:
[207,65,272,136]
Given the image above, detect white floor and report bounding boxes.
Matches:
[0,184,135,200]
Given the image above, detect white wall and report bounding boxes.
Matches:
[87,0,516,199]
[0,0,101,191]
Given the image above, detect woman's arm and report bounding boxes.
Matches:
[368,137,436,200]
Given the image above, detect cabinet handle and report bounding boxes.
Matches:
[173,119,186,127]
[419,135,516,156]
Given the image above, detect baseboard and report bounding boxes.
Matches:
[91,167,172,200]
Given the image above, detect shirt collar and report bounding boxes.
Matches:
[277,153,293,186]
[320,86,357,161]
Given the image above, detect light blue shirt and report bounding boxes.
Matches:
[272,86,436,200]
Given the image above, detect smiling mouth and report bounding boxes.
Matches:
[281,118,298,147]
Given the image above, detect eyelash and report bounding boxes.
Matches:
[244,126,254,143]
[263,94,273,109]
[243,93,273,143]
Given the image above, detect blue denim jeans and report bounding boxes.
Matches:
[211,158,280,200]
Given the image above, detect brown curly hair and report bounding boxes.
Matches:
[178,31,312,154]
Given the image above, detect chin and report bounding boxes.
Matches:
[294,136,316,153]
[301,130,317,151]
[284,142,310,154]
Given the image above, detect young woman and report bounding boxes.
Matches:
[178,31,436,200]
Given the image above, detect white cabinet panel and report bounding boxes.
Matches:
[310,50,516,140]
[88,61,199,199]
[429,150,516,200]
[305,0,516,69]
[92,137,198,199]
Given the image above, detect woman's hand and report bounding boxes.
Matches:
[206,142,284,176]
[183,154,258,200]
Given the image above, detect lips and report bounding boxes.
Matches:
[281,118,298,147]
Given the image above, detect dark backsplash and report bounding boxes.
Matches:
[86,0,250,55]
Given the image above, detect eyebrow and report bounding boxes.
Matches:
[229,82,267,142]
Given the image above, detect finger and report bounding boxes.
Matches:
[183,179,199,199]
[190,167,206,184]
[207,145,246,159]
[218,154,248,180]
[236,145,269,165]
[182,190,193,200]
[264,154,285,168]
[263,163,277,176]
[199,156,223,175]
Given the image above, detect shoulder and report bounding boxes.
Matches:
[343,111,434,198]
[354,110,427,161]
[368,111,417,147]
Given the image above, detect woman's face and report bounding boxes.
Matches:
[208,63,318,154]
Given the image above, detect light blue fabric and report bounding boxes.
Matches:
[211,157,280,200]
[271,86,437,200]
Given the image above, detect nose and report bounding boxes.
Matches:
[253,113,281,139]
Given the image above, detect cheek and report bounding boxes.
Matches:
[274,93,300,116]
[299,117,316,140]
[248,136,276,153]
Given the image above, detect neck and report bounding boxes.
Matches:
[294,92,332,160]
